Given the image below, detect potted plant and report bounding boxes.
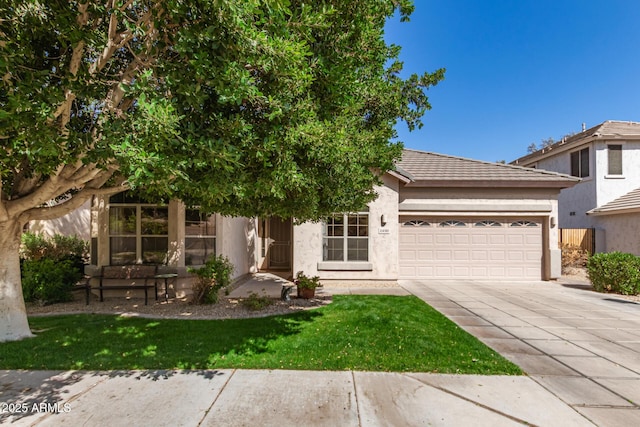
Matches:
[295,271,321,299]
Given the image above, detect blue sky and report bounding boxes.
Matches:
[385,0,640,162]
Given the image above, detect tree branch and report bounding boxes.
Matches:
[21,176,127,223]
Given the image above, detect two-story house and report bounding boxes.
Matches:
[511,120,640,255]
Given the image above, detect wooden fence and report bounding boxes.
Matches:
[559,228,595,254]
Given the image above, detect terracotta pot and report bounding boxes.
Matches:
[297,286,315,299]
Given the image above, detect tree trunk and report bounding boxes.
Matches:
[0,220,33,342]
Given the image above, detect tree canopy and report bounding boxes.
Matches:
[1,0,444,223]
[0,0,443,342]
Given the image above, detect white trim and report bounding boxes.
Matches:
[317,262,373,271]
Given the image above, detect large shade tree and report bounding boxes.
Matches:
[0,0,444,341]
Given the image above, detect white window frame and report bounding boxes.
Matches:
[606,144,623,177]
[184,209,217,266]
[108,203,169,265]
[322,211,369,263]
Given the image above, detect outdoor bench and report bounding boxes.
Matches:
[91,265,159,305]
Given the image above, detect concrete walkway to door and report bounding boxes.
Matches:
[400,279,640,427]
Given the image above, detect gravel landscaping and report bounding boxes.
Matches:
[26,293,332,320]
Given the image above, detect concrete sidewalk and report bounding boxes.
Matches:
[0,369,591,426]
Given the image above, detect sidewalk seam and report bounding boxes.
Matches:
[351,371,362,427]
[197,369,236,427]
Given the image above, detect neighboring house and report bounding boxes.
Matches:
[32,149,578,296]
[511,120,640,255]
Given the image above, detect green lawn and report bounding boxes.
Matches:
[1,295,521,374]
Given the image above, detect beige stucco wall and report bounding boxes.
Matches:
[595,141,640,207]
[28,199,92,241]
[292,174,399,281]
[593,213,640,256]
[218,216,253,280]
[533,144,596,229]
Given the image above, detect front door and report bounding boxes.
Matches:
[262,217,292,270]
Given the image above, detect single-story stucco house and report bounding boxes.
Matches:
[32,149,579,296]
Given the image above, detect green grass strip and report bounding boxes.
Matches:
[1,295,521,374]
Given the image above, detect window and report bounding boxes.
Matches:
[439,220,466,227]
[570,148,589,177]
[403,220,430,227]
[474,220,501,227]
[510,220,538,227]
[608,145,622,175]
[108,192,168,265]
[323,212,368,262]
[185,209,216,265]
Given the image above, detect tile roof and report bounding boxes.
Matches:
[512,120,640,166]
[396,149,580,188]
[587,187,640,215]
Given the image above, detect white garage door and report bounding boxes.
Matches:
[399,217,542,280]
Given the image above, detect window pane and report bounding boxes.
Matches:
[323,238,344,261]
[110,237,136,265]
[570,151,579,177]
[141,207,168,235]
[185,210,216,236]
[347,214,368,236]
[580,148,589,177]
[185,237,216,265]
[142,237,168,264]
[109,207,136,235]
[608,145,622,175]
[347,238,368,261]
[326,216,344,237]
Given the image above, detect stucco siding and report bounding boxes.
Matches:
[595,140,640,206]
[293,174,399,281]
[593,213,640,255]
[28,200,91,241]
[218,216,253,280]
[535,145,597,229]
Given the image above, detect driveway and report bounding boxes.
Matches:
[400,278,640,426]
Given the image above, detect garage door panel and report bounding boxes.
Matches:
[507,235,524,245]
[471,250,488,260]
[453,235,469,244]
[507,251,524,261]
[525,235,542,244]
[435,235,451,244]
[452,266,471,276]
[489,235,506,244]
[399,217,542,280]
[399,250,415,261]
[471,234,488,244]
[399,234,416,244]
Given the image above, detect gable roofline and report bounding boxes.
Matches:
[510,120,640,166]
[397,148,580,188]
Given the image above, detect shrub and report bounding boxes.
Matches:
[21,232,88,265]
[587,252,640,295]
[188,255,235,304]
[561,244,589,269]
[20,232,89,304]
[21,259,81,305]
[241,292,274,311]
[295,271,321,290]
